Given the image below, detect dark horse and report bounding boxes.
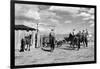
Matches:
[76,32,88,47]
[55,39,66,48]
[64,33,80,50]
[64,33,88,50]
[24,35,32,51]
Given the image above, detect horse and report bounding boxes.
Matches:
[55,40,63,48]
[55,39,66,48]
[76,33,88,47]
[64,32,88,50]
[64,33,80,50]
[24,35,32,51]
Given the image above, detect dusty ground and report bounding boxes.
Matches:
[15,42,94,66]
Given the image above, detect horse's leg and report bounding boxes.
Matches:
[69,42,71,48]
[72,42,74,49]
[27,42,30,51]
[78,40,80,50]
[26,44,28,51]
[26,43,29,51]
[72,41,75,49]
[74,39,79,51]
[28,45,30,51]
[25,44,27,51]
[56,41,58,48]
[77,43,80,51]
[29,40,31,51]
[82,38,85,47]
[70,41,73,48]
[85,38,88,47]
[85,41,87,47]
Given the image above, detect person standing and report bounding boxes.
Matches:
[20,37,25,52]
[77,31,82,49]
[82,29,88,47]
[85,29,89,47]
[49,29,55,52]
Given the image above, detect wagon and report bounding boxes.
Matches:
[40,34,62,49]
[41,35,51,48]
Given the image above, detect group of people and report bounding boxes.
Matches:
[19,28,89,52]
[72,29,88,37]
[42,28,89,52]
[20,34,32,52]
[49,28,89,51]
[69,29,89,49]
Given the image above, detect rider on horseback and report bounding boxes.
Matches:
[72,29,75,36]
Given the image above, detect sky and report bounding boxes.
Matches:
[15,3,95,34]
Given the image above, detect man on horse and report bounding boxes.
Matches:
[68,29,79,50]
[72,29,76,36]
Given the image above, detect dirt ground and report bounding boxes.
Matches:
[15,42,94,66]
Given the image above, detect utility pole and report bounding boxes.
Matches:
[35,22,39,48]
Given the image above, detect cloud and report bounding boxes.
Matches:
[77,12,91,17]
[15,4,94,34]
[25,9,40,20]
[82,17,90,20]
[88,20,94,24]
[90,15,94,20]
[80,8,94,21]
[39,22,51,27]
[38,26,50,32]
[82,14,94,21]
[49,6,80,14]
[23,21,37,28]
[88,20,94,27]
[79,8,89,12]
[15,3,40,24]
[39,10,56,19]
[88,8,94,14]
[38,5,50,10]
[90,23,94,27]
[39,10,60,26]
[50,18,59,23]
[23,22,50,32]
[64,20,72,24]
[15,15,38,23]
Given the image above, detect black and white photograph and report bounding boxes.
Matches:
[11,1,96,68]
